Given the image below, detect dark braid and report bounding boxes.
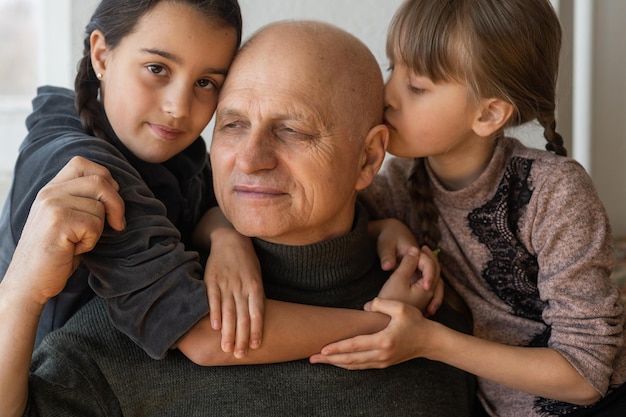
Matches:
[407,158,441,250]
[74,36,107,141]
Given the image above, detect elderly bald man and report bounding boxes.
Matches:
[2,21,474,417]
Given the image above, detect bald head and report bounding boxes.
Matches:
[234,20,385,138]
[211,20,389,245]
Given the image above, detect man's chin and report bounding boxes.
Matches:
[230,221,275,242]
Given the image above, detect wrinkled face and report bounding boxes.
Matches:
[210,46,367,245]
[384,61,478,160]
[96,2,238,163]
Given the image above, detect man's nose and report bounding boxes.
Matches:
[235,130,278,173]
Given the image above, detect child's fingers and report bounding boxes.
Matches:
[389,246,420,283]
[207,284,223,330]
[248,294,265,350]
[233,295,251,359]
[316,334,372,357]
[416,245,439,292]
[377,236,399,271]
[367,296,408,317]
[426,279,444,316]
[319,298,405,358]
[220,295,236,353]
[310,341,382,370]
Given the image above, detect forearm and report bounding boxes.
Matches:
[179,299,390,366]
[192,206,232,251]
[426,320,601,405]
[0,279,43,417]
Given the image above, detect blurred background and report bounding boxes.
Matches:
[1,0,625,237]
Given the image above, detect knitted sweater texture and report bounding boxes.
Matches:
[359,137,626,417]
[25,205,474,417]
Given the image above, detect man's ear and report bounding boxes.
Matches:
[90,30,109,78]
[472,98,514,138]
[355,124,389,191]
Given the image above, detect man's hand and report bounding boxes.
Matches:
[5,156,125,306]
[0,156,124,417]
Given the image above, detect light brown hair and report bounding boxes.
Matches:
[387,0,565,249]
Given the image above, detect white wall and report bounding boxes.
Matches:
[200,0,403,141]
[592,0,626,237]
[2,0,625,237]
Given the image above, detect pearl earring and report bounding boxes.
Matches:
[97,73,103,80]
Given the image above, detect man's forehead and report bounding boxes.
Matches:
[217,87,333,127]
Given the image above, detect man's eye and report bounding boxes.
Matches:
[218,120,242,130]
[278,126,314,141]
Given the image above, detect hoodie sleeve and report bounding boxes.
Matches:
[3,86,209,359]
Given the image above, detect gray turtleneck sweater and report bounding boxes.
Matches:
[25,204,474,417]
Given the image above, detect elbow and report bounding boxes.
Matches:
[180,347,211,366]
[178,344,223,366]
[568,383,602,406]
[176,335,224,366]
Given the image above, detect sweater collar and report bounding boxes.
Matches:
[251,202,377,291]
[428,137,519,210]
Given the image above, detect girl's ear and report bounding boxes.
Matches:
[473,98,514,138]
[90,30,109,77]
[355,124,389,191]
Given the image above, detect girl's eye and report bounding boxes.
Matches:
[147,64,166,75]
[409,85,426,95]
[196,78,217,90]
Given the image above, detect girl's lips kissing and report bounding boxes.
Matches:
[383,118,396,131]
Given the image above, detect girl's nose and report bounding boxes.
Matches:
[162,85,192,119]
[383,76,397,111]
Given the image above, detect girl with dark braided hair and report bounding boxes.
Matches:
[312,0,626,415]
[0,0,250,361]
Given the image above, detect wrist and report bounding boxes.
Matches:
[0,269,49,315]
[0,281,47,328]
[210,225,251,248]
[420,319,455,362]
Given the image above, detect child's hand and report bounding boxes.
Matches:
[309,297,430,369]
[414,245,444,316]
[369,218,417,271]
[378,247,442,312]
[370,219,443,314]
[203,226,265,359]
